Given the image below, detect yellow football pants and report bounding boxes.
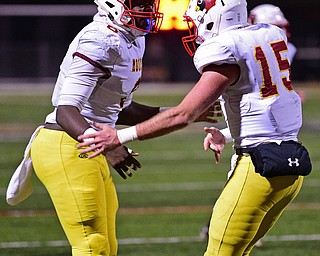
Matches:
[31,128,118,256]
[204,154,303,256]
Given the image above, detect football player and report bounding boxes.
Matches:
[200,3,300,244]
[78,0,312,255]
[30,1,163,255]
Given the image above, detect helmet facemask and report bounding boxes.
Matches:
[182,16,204,57]
[122,0,163,34]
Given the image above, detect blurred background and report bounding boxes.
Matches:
[0,0,319,83]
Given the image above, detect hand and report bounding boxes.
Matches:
[194,100,223,123]
[77,122,120,158]
[105,146,141,179]
[203,126,226,164]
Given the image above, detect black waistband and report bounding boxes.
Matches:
[236,141,300,155]
[236,148,251,155]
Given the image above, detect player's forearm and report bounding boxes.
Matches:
[116,101,161,126]
[136,118,188,140]
[56,105,91,141]
[116,106,193,144]
[135,105,196,140]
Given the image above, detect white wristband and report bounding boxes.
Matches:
[220,128,233,143]
[117,126,138,144]
[159,106,170,112]
[83,127,96,143]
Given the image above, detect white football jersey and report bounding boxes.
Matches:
[45,13,145,127]
[194,24,302,148]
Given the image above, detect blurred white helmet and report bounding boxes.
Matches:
[94,0,163,36]
[249,4,291,40]
[249,4,288,27]
[182,0,248,56]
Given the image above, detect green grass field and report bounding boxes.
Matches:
[0,82,319,256]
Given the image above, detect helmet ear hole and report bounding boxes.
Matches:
[206,22,214,30]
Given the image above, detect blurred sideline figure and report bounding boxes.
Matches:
[77,0,312,255]
[200,3,301,245]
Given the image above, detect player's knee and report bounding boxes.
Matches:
[72,233,108,256]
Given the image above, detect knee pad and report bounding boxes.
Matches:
[89,233,108,255]
[72,233,108,256]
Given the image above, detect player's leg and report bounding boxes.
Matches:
[204,155,303,256]
[204,156,259,256]
[242,175,303,255]
[31,129,117,255]
[103,169,119,255]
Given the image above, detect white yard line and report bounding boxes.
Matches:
[1,234,320,248]
[1,202,320,218]
[1,178,319,194]
[0,181,318,197]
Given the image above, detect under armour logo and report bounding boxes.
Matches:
[288,158,299,167]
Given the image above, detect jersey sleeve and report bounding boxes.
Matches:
[193,37,237,73]
[57,28,122,110]
[57,56,104,110]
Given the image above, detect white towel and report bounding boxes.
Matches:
[6,125,44,206]
[227,153,240,180]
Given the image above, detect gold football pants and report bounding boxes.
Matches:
[31,128,118,256]
[204,154,303,256]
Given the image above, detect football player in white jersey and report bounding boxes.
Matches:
[30,1,164,255]
[200,3,300,244]
[78,0,312,255]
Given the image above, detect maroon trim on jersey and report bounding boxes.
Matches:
[107,25,118,33]
[73,52,111,79]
